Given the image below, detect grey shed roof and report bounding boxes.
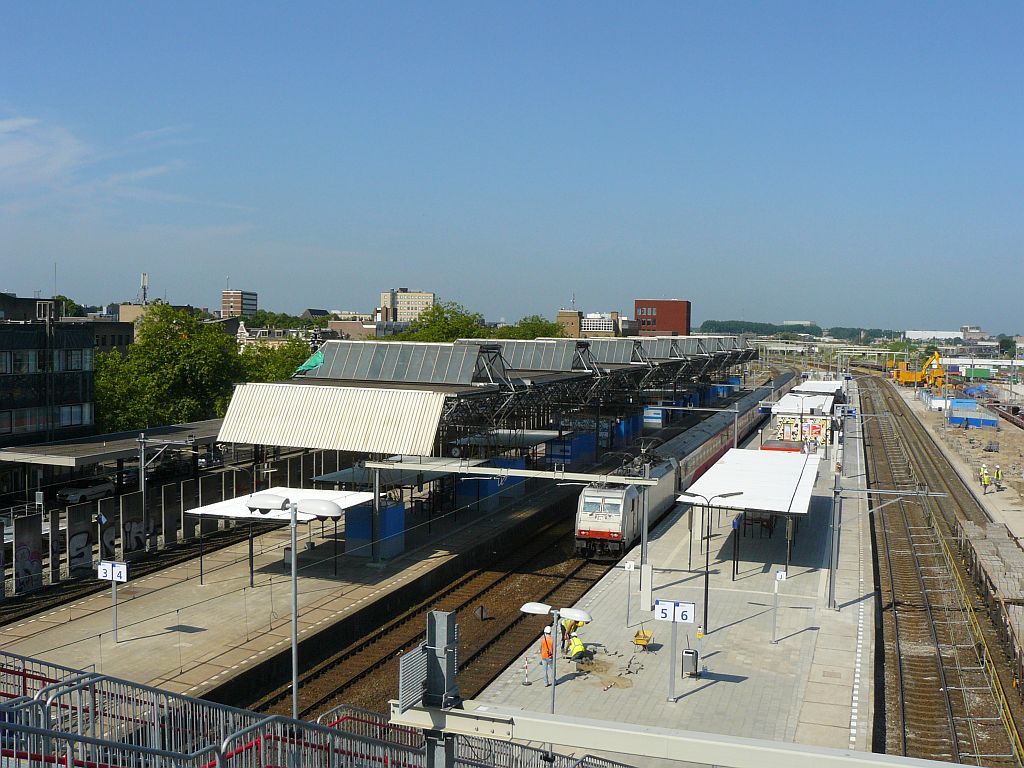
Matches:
[457,338,595,372]
[306,340,483,386]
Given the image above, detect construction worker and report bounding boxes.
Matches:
[566,632,594,662]
[560,618,576,653]
[996,465,1003,487]
[539,626,554,686]
[982,470,991,494]
[560,618,586,653]
[980,464,988,487]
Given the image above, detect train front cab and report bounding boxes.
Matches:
[574,486,637,560]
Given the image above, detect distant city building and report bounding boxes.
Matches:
[581,312,618,336]
[904,330,961,341]
[331,310,373,321]
[634,299,691,336]
[117,303,147,324]
[0,293,56,322]
[222,290,258,319]
[782,320,816,327]
[556,308,636,338]
[236,322,339,350]
[960,325,988,341]
[379,288,435,323]
[60,318,134,354]
[556,309,582,338]
[329,319,409,340]
[301,308,331,320]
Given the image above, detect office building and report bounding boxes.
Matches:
[1,302,96,498]
[222,290,258,319]
[556,309,582,338]
[379,288,435,323]
[634,299,691,336]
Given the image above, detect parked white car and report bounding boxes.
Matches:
[57,477,115,504]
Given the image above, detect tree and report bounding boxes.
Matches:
[249,309,329,329]
[502,315,564,340]
[240,337,313,382]
[94,304,245,431]
[999,337,1017,357]
[394,302,489,342]
[53,294,86,317]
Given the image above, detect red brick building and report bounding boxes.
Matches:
[634,299,691,336]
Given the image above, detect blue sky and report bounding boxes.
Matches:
[2,3,1022,332]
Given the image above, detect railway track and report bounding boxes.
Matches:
[0,522,278,627]
[861,376,1023,766]
[252,516,613,719]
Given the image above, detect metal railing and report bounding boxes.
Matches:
[318,703,634,768]
[2,651,631,768]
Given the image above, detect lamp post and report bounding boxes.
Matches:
[678,491,743,631]
[520,602,592,758]
[247,493,343,720]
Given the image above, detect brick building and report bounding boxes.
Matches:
[634,299,691,336]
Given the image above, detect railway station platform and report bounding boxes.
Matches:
[475,386,876,765]
[0,477,578,699]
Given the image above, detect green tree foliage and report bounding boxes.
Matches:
[240,337,313,381]
[249,309,329,329]
[699,320,824,337]
[394,302,490,342]
[998,337,1017,357]
[501,315,564,340]
[53,294,85,317]
[95,304,245,431]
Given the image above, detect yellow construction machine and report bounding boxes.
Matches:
[890,351,945,389]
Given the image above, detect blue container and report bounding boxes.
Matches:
[572,432,596,463]
[345,501,405,559]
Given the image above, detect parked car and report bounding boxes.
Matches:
[57,477,116,504]
[197,451,223,469]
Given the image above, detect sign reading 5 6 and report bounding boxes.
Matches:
[654,599,696,623]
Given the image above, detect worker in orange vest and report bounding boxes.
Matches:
[539,626,554,686]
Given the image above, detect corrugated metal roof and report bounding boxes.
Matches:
[217,383,446,455]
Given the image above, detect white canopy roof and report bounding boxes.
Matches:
[187,486,374,522]
[792,379,844,395]
[679,449,820,516]
[771,392,834,417]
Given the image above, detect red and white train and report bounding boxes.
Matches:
[574,375,795,559]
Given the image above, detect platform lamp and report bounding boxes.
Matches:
[247,494,343,720]
[678,491,743,632]
[520,602,593,758]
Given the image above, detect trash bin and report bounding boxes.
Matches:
[682,649,699,678]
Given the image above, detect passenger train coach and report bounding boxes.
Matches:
[574,374,796,559]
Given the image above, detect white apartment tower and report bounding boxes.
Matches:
[379,288,435,323]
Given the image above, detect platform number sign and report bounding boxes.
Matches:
[654,599,696,624]
[98,560,129,583]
